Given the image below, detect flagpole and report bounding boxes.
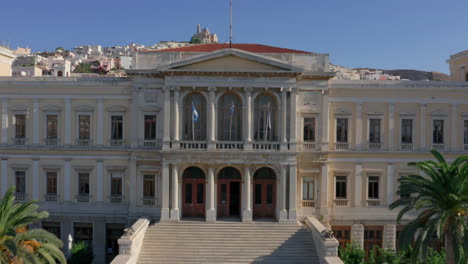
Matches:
[229,0,232,48]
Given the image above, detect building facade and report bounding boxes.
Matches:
[0,46,15,76]
[448,50,468,81]
[0,43,467,263]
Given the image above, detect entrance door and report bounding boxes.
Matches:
[181,167,206,218]
[252,167,277,219]
[217,167,242,218]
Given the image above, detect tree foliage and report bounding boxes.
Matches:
[190,36,202,44]
[67,241,94,264]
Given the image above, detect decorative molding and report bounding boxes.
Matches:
[42,105,62,112]
[41,165,61,171]
[334,108,352,115]
[10,164,30,170]
[430,109,448,116]
[106,166,127,171]
[140,105,161,112]
[399,111,416,116]
[11,105,30,112]
[74,105,94,112]
[73,166,94,173]
[107,105,128,112]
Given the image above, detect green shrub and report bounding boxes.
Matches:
[68,241,94,264]
[339,242,365,264]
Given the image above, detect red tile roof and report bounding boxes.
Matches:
[142,43,312,54]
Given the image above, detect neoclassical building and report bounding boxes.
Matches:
[0,43,467,262]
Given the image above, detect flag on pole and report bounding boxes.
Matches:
[192,103,199,122]
[230,101,235,115]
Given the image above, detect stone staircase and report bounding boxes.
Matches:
[137,221,320,264]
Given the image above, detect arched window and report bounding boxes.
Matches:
[217,93,242,141]
[183,93,206,141]
[254,94,277,141]
[57,71,63,77]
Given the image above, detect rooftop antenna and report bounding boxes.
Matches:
[229,0,232,48]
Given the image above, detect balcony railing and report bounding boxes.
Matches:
[252,142,280,150]
[142,196,158,206]
[432,144,445,151]
[44,138,60,146]
[366,199,381,207]
[76,139,93,147]
[44,194,58,202]
[109,195,124,204]
[335,142,349,150]
[302,142,316,151]
[368,143,383,151]
[76,194,91,203]
[13,138,27,145]
[334,199,348,206]
[215,141,244,150]
[179,141,207,150]
[302,200,315,207]
[109,139,124,147]
[400,143,414,151]
[137,139,161,149]
[15,192,27,202]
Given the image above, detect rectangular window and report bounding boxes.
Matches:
[336,118,348,143]
[221,184,227,204]
[464,120,468,145]
[46,171,57,194]
[369,119,381,143]
[303,117,315,142]
[110,173,122,196]
[46,115,58,139]
[78,173,90,195]
[15,171,26,193]
[185,183,192,203]
[255,184,262,204]
[433,120,444,144]
[302,176,314,200]
[78,115,91,139]
[74,223,93,244]
[196,183,204,204]
[335,176,347,199]
[144,115,156,140]
[42,222,61,239]
[143,175,155,197]
[368,176,379,199]
[401,119,413,144]
[111,116,123,140]
[15,114,26,138]
[266,184,273,204]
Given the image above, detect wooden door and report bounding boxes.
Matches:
[332,226,351,249]
[364,226,383,253]
[253,179,276,218]
[217,179,241,217]
[182,178,205,218]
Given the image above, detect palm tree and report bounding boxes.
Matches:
[0,186,67,264]
[389,150,468,264]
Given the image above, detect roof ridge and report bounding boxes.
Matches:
[141,43,313,54]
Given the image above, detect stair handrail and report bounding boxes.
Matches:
[304,217,344,264]
[111,218,150,264]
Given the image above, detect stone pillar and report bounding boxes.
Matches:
[32,158,39,200]
[244,87,253,150]
[64,159,71,202]
[129,156,137,214]
[96,160,103,202]
[130,89,138,148]
[319,163,329,218]
[280,88,288,150]
[170,164,179,220]
[321,94,329,151]
[173,88,180,148]
[1,99,8,145]
[33,99,39,145]
[288,164,297,221]
[206,167,216,222]
[162,87,171,149]
[387,163,394,206]
[242,167,252,222]
[388,103,395,151]
[383,224,397,250]
[354,163,362,207]
[161,162,170,221]
[93,220,106,264]
[289,88,297,150]
[279,164,288,221]
[355,103,363,151]
[97,98,104,146]
[420,104,427,151]
[64,98,71,146]
[451,104,457,152]
[1,158,7,196]
[62,218,73,257]
[207,87,216,150]
[351,224,364,249]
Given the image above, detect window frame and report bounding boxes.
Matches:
[14,114,27,139]
[44,111,60,141]
[302,176,315,200]
[335,117,350,143]
[431,118,446,144]
[76,112,92,140]
[110,171,123,196]
[143,114,157,140]
[334,175,348,199]
[77,171,90,196]
[367,175,380,200]
[400,117,415,144]
[110,113,124,141]
[302,115,317,143]
[14,170,27,194]
[367,116,383,144]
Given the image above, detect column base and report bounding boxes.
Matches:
[278,209,288,222]
[242,209,252,222]
[162,140,171,150]
[170,208,180,221]
[207,142,216,150]
[280,142,288,151]
[244,142,252,151]
[172,141,180,149]
[206,209,216,222]
[288,209,297,221]
[321,142,329,151]
[289,141,297,151]
[161,208,170,221]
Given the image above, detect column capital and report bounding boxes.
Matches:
[244,86,253,93]
[64,158,72,162]
[281,87,288,93]
[289,87,298,93]
[32,157,40,161]
[208,86,217,93]
[1,157,8,161]
[96,159,104,163]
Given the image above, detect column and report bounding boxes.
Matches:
[162,87,171,149]
[173,88,180,148]
[170,164,179,220]
[32,158,39,200]
[207,87,216,149]
[93,220,106,264]
[1,158,8,196]
[206,167,216,222]
[354,163,362,207]
[321,93,329,151]
[33,99,39,145]
[244,87,253,150]
[242,167,252,222]
[161,162,170,221]
[280,88,288,150]
[129,89,138,148]
[128,156,137,214]
[351,224,364,249]
[319,163,329,218]
[278,165,288,221]
[64,159,71,201]
[420,104,427,151]
[96,98,104,146]
[1,99,8,144]
[355,103,363,151]
[386,163,394,206]
[383,224,397,251]
[64,98,71,146]
[288,164,297,221]
[388,103,395,151]
[96,160,103,202]
[451,104,457,152]
[289,88,297,150]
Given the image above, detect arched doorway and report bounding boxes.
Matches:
[182,167,205,218]
[57,71,63,77]
[253,167,276,218]
[217,167,241,218]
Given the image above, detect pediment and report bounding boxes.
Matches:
[11,105,30,112]
[107,105,127,112]
[75,105,94,112]
[42,105,62,112]
[334,108,352,115]
[160,49,303,72]
[140,105,161,112]
[430,109,448,116]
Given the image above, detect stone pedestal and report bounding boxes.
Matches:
[351,224,364,249]
[170,208,180,221]
[288,209,297,221]
[278,209,288,222]
[161,208,170,221]
[242,209,252,223]
[206,209,216,222]
[383,224,397,250]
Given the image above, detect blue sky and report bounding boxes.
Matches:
[1,0,467,73]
